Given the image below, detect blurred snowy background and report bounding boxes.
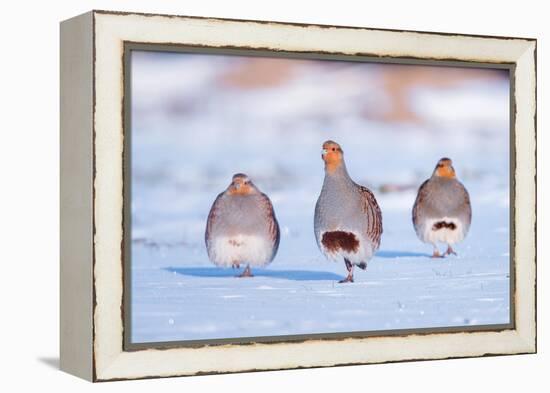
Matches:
[130,50,510,343]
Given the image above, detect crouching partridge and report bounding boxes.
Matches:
[314,141,383,283]
[412,158,472,258]
[205,173,280,277]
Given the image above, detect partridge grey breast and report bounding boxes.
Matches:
[314,140,382,282]
[205,174,280,270]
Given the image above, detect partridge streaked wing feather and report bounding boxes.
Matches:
[359,185,383,250]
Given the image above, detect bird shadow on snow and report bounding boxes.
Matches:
[165,267,344,281]
[376,250,431,258]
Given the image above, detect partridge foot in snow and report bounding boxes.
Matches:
[445,246,457,256]
[237,265,254,278]
[431,249,444,258]
[338,275,354,284]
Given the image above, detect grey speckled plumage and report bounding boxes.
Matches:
[205,174,280,276]
[412,158,471,257]
[314,141,382,283]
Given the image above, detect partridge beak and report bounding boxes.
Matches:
[321,148,328,158]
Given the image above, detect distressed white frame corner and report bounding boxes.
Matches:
[60,10,537,382]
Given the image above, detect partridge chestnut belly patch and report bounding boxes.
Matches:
[432,221,457,231]
[321,231,360,253]
[228,239,243,247]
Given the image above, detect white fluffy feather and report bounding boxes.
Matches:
[419,217,466,245]
[209,235,273,267]
[319,230,374,264]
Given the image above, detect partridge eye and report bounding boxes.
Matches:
[331,147,336,152]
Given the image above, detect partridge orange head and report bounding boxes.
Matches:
[227,173,256,195]
[433,157,456,179]
[321,140,344,173]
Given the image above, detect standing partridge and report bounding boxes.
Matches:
[205,174,280,277]
[314,141,383,283]
[412,158,472,258]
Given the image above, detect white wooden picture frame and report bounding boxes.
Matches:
[60,10,536,382]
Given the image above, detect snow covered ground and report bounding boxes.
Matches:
[129,51,510,344]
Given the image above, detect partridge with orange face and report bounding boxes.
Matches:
[412,158,472,258]
[314,141,383,283]
[205,174,280,277]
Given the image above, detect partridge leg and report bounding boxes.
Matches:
[431,245,443,258]
[237,264,254,278]
[339,258,354,283]
[445,245,457,256]
[231,261,240,269]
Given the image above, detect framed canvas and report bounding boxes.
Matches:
[60,10,537,382]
